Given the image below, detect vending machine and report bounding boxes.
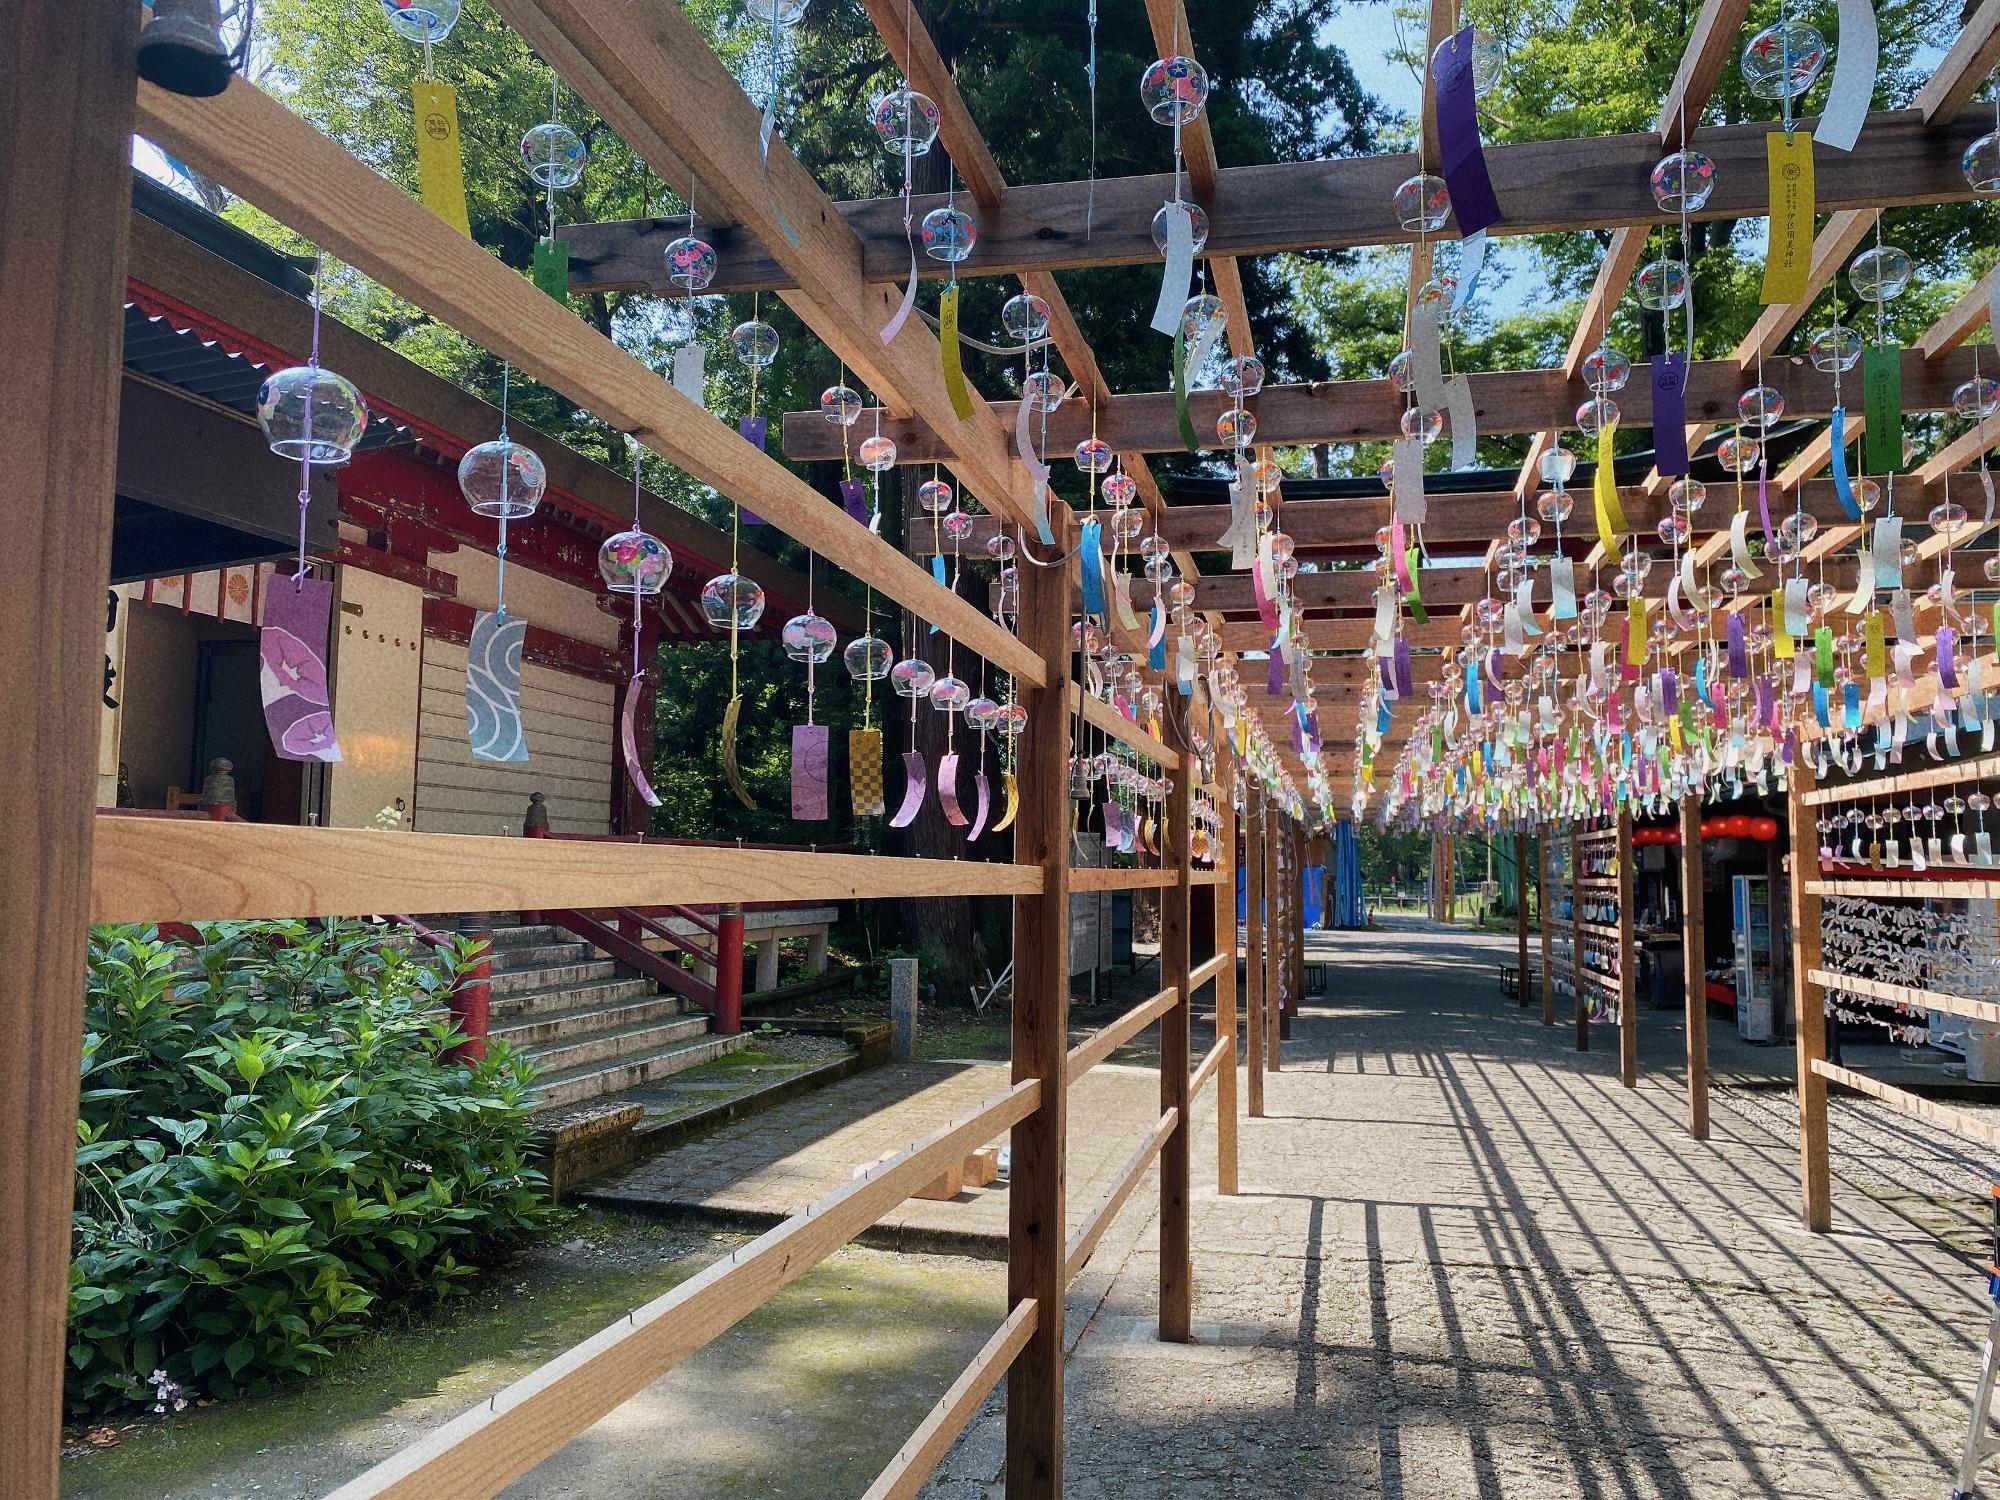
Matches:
[1732,873,1773,1041]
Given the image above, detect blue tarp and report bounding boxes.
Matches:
[1331,819,1364,928]
[1237,851,1327,928]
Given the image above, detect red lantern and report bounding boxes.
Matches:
[1727,815,1753,838]
[1663,827,1681,845]
[1750,816,1779,842]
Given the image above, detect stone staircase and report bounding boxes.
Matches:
[484,924,747,1111]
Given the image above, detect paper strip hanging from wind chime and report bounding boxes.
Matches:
[466,611,529,762]
[262,576,344,763]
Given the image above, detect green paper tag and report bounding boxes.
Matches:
[1403,544,1428,623]
[1814,625,1835,688]
[1173,320,1197,453]
[532,236,569,302]
[1862,343,1903,475]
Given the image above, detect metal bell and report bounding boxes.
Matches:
[136,0,234,98]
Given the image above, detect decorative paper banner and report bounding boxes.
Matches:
[1513,576,1542,636]
[1650,353,1689,476]
[1253,534,1281,630]
[790,723,829,820]
[1432,26,1501,233]
[1078,519,1107,614]
[1409,300,1447,416]
[738,417,769,525]
[1871,512,1904,589]
[881,238,919,344]
[1150,203,1196,336]
[937,752,969,827]
[850,728,884,817]
[992,770,1019,833]
[411,81,470,236]
[1760,131,1815,304]
[1814,0,1879,152]
[1177,315,1227,455]
[1668,574,1695,632]
[1892,584,1917,644]
[1845,545,1876,614]
[619,672,660,807]
[1452,230,1486,315]
[1829,406,1862,519]
[1593,425,1624,561]
[838,476,868,524]
[1623,600,1648,678]
[1267,645,1284,697]
[1551,556,1578,619]
[672,344,706,408]
[1444,375,1478,471]
[1014,394,1055,543]
[466,609,529,762]
[1729,509,1762,580]
[1220,460,1259,565]
[1104,570,1138,633]
[939,284,975,421]
[1391,436,1428,523]
[1862,343,1903,474]
[889,750,928,828]
[532,237,569,302]
[1784,575,1811,640]
[261,576,342,763]
[1756,460,1778,551]
[722,695,757,810]
[969,771,991,839]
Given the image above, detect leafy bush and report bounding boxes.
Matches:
[69,920,549,1414]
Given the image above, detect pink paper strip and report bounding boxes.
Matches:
[261,576,343,763]
[937,751,969,826]
[620,672,661,808]
[791,723,829,820]
[880,244,918,344]
[970,770,991,840]
[889,750,927,828]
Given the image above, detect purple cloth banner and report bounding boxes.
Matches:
[791,724,829,820]
[738,416,768,524]
[1650,353,1689,476]
[838,476,868,524]
[1432,26,1501,234]
[261,576,343,762]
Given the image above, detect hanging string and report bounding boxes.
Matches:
[496,362,513,616]
[294,251,327,590]
[1085,0,1099,237]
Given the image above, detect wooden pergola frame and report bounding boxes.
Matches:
[10,0,2000,1492]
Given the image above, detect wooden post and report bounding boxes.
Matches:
[1157,707,1192,1342]
[2,11,137,1495]
[1245,789,1266,1118]
[1213,756,1239,1195]
[1515,831,1530,1007]
[1572,825,1587,1052]
[1005,554,1071,1493]
[1262,805,1281,1072]
[1618,807,1637,1089]
[1786,764,1833,1233]
[1681,793,1710,1139]
[1287,820,1303,1036]
[1539,830,1555,1025]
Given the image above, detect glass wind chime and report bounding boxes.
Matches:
[602,441,673,809]
[457,365,547,764]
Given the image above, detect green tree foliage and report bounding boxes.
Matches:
[69,922,547,1413]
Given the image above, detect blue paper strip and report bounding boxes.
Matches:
[1829,406,1862,520]
[1078,519,1106,614]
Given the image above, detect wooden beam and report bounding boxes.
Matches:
[1655,0,1756,146]
[91,817,1040,923]
[1919,263,2000,360]
[329,1080,1040,1497]
[1065,986,1181,1081]
[126,213,850,629]
[132,79,1040,684]
[2,8,136,1494]
[563,107,1998,294]
[1914,0,2000,126]
[781,344,1988,460]
[1005,553,1069,1498]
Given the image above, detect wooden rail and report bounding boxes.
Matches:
[1065,1107,1179,1280]
[1188,950,1229,993]
[859,1299,1039,1500]
[1802,751,2000,805]
[1808,968,2000,1027]
[326,1080,1040,1498]
[1067,683,1179,770]
[1189,1037,1227,1100]
[1069,865,1174,891]
[1811,1060,2000,1152]
[1066,987,1180,1084]
[89,816,1042,923]
[1805,877,2000,901]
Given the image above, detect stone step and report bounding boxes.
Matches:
[489,958,619,996]
[531,1033,749,1112]
[482,923,564,949]
[492,994,690,1050]
[525,1014,714,1074]
[488,940,595,973]
[489,975,662,1021]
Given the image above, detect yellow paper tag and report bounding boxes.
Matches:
[1593,423,1623,563]
[412,80,470,236]
[1625,599,1647,666]
[1773,584,1795,658]
[1864,609,1886,678]
[1760,131,1815,304]
[940,284,974,422]
[849,728,884,818]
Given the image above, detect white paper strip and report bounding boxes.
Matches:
[1514,575,1542,635]
[1409,300,1447,417]
[1845,546,1875,614]
[1014,395,1055,544]
[1813,0,1878,153]
[1219,460,1258,567]
[1110,569,1142,632]
[1871,513,1904,590]
[1452,229,1486,315]
[1444,374,1478,471]
[1149,204,1195,336]
[671,344,706,408]
[1391,436,1428,524]
[1892,586,1917,645]
[1679,549,1711,612]
[1730,510,1763,580]
[1783,577,1810,636]
[1550,556,1577,619]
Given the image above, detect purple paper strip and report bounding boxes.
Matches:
[791,723,829,820]
[738,417,768,524]
[1650,353,1689,476]
[838,476,867,523]
[1291,715,1305,754]
[938,751,969,827]
[1267,649,1284,696]
[1102,800,1122,844]
[970,771,991,840]
[1939,626,1960,689]
[889,750,927,828]
[1756,460,1775,552]
[1726,613,1748,679]
[1432,26,1502,234]
[261,576,343,763]
[1379,654,1395,692]
[1660,668,1678,715]
[1394,636,1414,699]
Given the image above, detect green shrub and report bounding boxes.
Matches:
[69,920,549,1414]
